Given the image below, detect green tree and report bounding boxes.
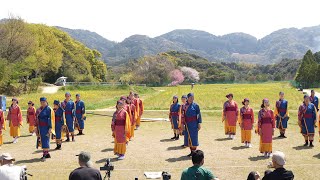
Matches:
[295,50,318,88]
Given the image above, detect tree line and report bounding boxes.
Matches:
[0,17,107,95]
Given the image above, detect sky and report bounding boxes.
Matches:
[1,0,320,42]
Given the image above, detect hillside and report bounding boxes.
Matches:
[58,25,320,65]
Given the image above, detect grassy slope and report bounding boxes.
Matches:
[5,85,155,110]
[144,82,303,110]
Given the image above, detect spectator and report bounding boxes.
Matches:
[247,171,261,180]
[181,150,219,180]
[0,153,24,180]
[262,151,294,180]
[69,151,102,180]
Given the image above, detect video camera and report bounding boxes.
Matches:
[100,158,114,180]
[21,165,32,180]
[162,171,171,180]
[100,158,114,171]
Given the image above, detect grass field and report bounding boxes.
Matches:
[1,111,320,180]
[4,85,154,110]
[144,82,304,110]
[1,82,319,180]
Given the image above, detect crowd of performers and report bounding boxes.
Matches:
[0,93,86,161]
[111,92,144,160]
[169,90,319,158]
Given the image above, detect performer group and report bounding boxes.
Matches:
[168,90,319,158]
[0,88,319,161]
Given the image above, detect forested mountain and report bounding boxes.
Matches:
[58,25,320,65]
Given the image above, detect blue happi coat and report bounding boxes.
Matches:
[75,100,86,129]
[183,102,202,147]
[170,103,180,130]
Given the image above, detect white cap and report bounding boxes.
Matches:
[272,151,286,166]
[0,153,15,161]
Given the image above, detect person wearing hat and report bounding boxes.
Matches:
[239,98,254,148]
[274,92,289,138]
[75,94,86,135]
[133,93,144,130]
[0,153,25,180]
[222,93,239,139]
[111,100,130,160]
[262,151,294,180]
[27,101,36,136]
[53,100,66,150]
[179,95,188,138]
[69,151,102,180]
[61,92,76,142]
[7,98,23,144]
[169,95,181,140]
[0,108,5,146]
[182,93,202,157]
[120,96,132,142]
[35,97,55,160]
[298,95,317,147]
[257,98,275,158]
[126,96,137,140]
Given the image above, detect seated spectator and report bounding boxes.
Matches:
[247,171,261,180]
[69,151,102,180]
[181,150,219,180]
[262,151,294,180]
[0,153,24,180]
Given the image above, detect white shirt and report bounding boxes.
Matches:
[0,164,23,180]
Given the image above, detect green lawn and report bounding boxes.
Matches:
[144,82,304,110]
[1,111,319,180]
[5,85,155,110]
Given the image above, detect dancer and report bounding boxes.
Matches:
[182,93,202,157]
[27,101,36,136]
[53,100,65,150]
[169,95,181,140]
[7,98,22,144]
[133,93,144,130]
[222,93,239,139]
[0,109,5,146]
[111,100,130,160]
[75,94,86,135]
[298,95,317,147]
[239,98,254,147]
[35,97,55,160]
[257,98,275,157]
[274,92,289,138]
[61,92,76,142]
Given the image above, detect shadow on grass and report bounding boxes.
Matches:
[101,148,114,152]
[248,156,269,161]
[215,138,231,141]
[313,153,320,159]
[231,146,247,150]
[167,146,185,151]
[96,157,119,164]
[3,141,12,145]
[292,145,311,150]
[165,156,190,162]
[15,158,42,165]
[160,138,175,142]
[20,134,32,138]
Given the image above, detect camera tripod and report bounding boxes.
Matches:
[103,169,111,180]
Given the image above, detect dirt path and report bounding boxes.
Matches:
[303,89,320,97]
[41,86,60,94]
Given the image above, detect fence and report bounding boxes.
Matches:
[65,82,146,87]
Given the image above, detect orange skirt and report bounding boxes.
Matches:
[241,130,252,143]
[136,117,141,126]
[10,126,20,137]
[0,135,3,145]
[259,137,272,153]
[29,126,35,133]
[225,121,236,134]
[114,139,126,155]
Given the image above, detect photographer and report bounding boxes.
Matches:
[0,153,24,180]
[69,151,102,180]
[181,150,219,180]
